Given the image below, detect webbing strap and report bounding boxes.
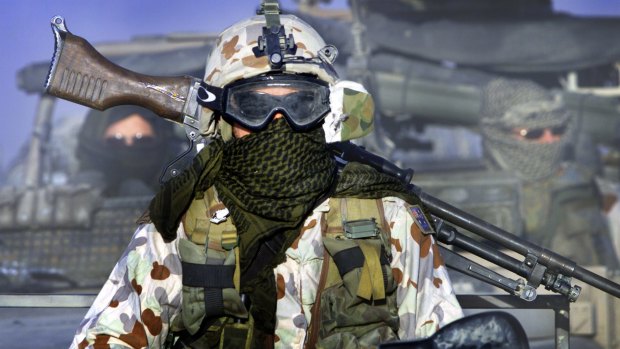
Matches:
[233,247,241,292]
[358,241,385,301]
[221,230,238,251]
[330,198,384,235]
[331,244,390,301]
[184,187,238,251]
[182,262,235,288]
[204,288,224,318]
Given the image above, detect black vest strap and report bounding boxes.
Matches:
[181,262,235,288]
[332,247,365,277]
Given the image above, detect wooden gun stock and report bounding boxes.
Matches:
[45,16,200,123]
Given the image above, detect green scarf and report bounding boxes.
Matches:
[148,118,423,341]
[149,119,336,337]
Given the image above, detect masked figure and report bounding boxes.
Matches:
[480,78,617,266]
[70,10,462,349]
[74,105,182,197]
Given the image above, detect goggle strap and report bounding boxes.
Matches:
[197,82,224,113]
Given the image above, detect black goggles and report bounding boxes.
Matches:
[198,74,331,132]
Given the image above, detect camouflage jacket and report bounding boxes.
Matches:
[70,196,463,349]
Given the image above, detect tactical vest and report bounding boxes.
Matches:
[169,187,398,349]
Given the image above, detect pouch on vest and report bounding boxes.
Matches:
[312,198,399,349]
[172,187,254,348]
[178,239,248,336]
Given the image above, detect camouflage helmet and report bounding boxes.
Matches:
[199,13,374,142]
[204,14,337,89]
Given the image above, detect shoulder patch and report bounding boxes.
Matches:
[410,206,434,235]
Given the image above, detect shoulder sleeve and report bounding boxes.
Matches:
[70,223,183,349]
[382,197,463,340]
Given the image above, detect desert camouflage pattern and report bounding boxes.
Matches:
[203,15,337,90]
[200,15,375,143]
[70,196,462,348]
[70,222,182,349]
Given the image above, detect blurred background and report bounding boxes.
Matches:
[2,0,620,348]
[1,0,619,172]
[0,0,347,172]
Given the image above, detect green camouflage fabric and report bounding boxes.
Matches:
[70,197,463,349]
[323,81,375,143]
[199,14,374,143]
[341,87,374,140]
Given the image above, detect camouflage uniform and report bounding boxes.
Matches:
[70,12,463,349]
[70,197,462,348]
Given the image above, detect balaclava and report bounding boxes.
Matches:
[76,105,175,195]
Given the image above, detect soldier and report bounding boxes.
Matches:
[479,78,618,267]
[73,105,184,197]
[69,11,462,349]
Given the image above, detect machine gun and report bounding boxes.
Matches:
[334,140,620,303]
[44,16,620,304]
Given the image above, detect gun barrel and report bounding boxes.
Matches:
[573,265,620,298]
[414,184,620,298]
[435,222,526,276]
[45,16,198,123]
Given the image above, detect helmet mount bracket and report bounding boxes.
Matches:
[253,0,297,69]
